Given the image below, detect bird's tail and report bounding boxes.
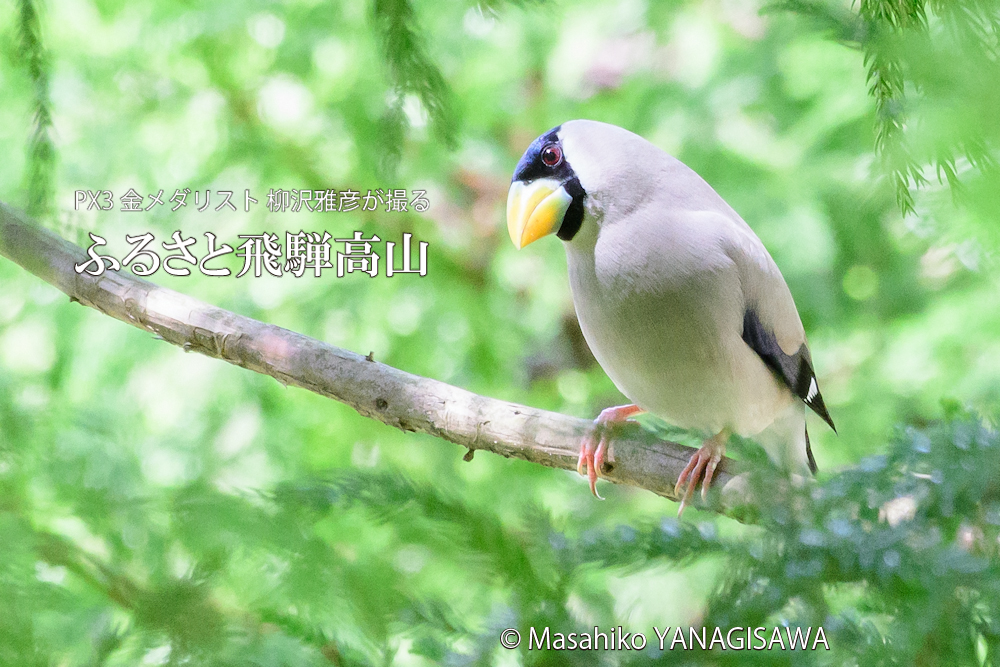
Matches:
[755,402,813,476]
[805,426,817,474]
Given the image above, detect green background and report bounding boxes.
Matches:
[2,0,999,664]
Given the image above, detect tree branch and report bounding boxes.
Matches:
[0,202,747,514]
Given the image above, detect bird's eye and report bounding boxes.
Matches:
[540,143,563,167]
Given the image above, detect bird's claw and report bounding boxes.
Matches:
[577,404,643,499]
[674,440,725,517]
[578,430,607,500]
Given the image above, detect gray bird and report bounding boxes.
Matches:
[506,120,835,514]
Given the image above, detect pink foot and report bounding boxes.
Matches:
[578,404,644,498]
[674,430,729,517]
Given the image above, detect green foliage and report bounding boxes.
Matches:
[772,0,1000,216]
[16,0,55,218]
[370,0,458,171]
[2,0,1000,664]
[6,405,1000,664]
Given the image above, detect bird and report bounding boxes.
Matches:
[505,120,835,515]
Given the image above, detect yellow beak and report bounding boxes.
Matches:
[506,179,573,249]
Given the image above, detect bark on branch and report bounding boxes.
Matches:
[0,203,748,515]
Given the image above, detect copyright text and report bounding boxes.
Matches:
[498,625,830,651]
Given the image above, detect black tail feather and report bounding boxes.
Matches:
[805,426,817,474]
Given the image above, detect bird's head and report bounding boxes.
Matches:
[506,124,585,249]
[506,120,668,249]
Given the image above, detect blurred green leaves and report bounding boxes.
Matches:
[772,0,1000,216]
[16,0,55,219]
[12,412,1000,665]
[3,0,1000,664]
[370,0,458,175]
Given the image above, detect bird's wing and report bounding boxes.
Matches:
[718,212,836,433]
[741,307,836,433]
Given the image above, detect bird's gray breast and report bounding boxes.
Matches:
[564,211,763,432]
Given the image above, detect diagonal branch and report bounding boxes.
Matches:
[0,202,747,515]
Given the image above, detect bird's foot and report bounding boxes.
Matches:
[674,429,730,517]
[578,404,643,499]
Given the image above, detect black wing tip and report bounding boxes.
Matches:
[805,390,837,434]
[741,307,838,436]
